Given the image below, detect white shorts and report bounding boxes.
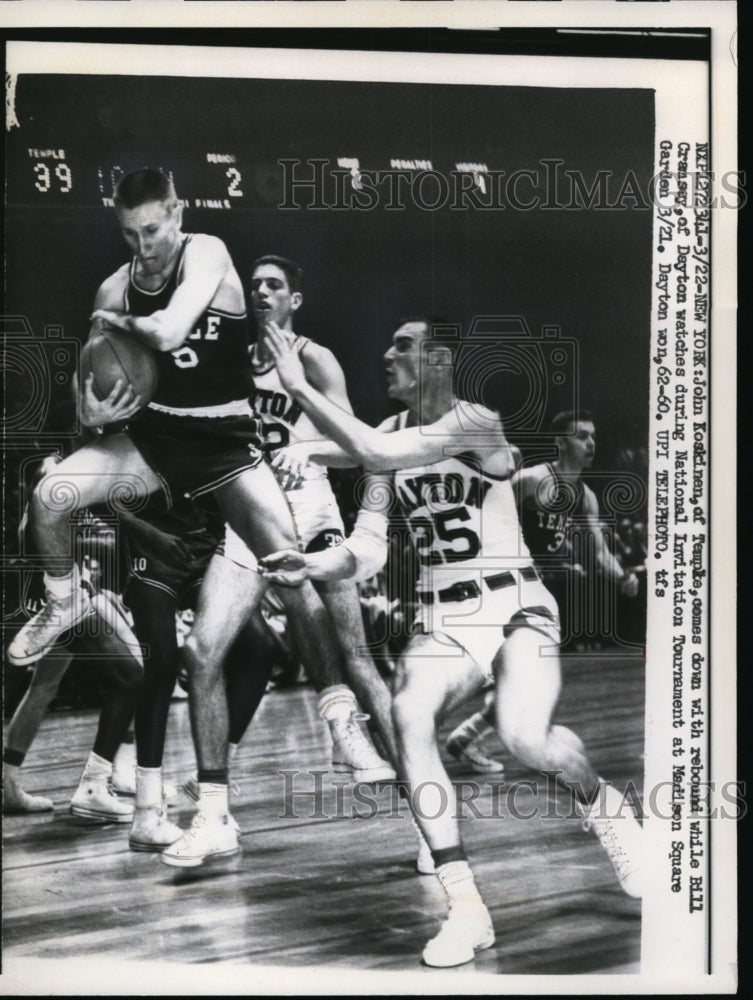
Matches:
[411,567,561,681]
[221,479,345,570]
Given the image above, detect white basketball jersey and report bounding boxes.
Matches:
[250,337,328,484]
[389,408,533,590]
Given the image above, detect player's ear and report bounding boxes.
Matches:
[290,292,303,312]
[171,200,183,228]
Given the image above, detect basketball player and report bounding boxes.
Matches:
[208,255,399,771]
[4,456,142,823]
[7,168,348,866]
[76,373,301,848]
[445,410,640,770]
[259,318,644,968]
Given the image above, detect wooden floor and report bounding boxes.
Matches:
[2,650,645,993]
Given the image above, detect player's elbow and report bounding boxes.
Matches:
[359,443,398,472]
[150,327,187,353]
[134,311,186,352]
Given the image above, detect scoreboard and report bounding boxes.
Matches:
[18,147,247,208]
[5,69,655,438]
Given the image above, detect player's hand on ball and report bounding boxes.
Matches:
[271,443,310,491]
[76,372,142,427]
[619,571,640,598]
[258,549,309,587]
[265,321,307,393]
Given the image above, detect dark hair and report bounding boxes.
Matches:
[252,255,303,294]
[396,315,452,336]
[113,169,178,211]
[550,409,595,435]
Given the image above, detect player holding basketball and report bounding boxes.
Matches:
[444,410,640,769]
[7,168,350,866]
[259,318,644,968]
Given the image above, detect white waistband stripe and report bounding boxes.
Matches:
[148,400,251,418]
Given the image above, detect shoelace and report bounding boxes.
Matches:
[180,812,208,842]
[34,596,74,625]
[588,817,633,877]
[341,715,378,754]
[34,592,92,628]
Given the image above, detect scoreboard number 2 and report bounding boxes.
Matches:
[226,167,243,197]
[33,161,73,194]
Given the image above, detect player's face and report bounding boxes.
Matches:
[383,321,429,402]
[251,264,302,330]
[116,200,183,277]
[561,420,596,467]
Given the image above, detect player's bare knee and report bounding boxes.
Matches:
[499,720,545,766]
[392,684,434,739]
[30,475,69,530]
[182,632,222,683]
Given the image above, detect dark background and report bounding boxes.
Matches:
[2,26,691,711]
[5,70,654,439]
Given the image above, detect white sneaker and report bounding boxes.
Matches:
[129,806,184,852]
[580,784,643,898]
[422,900,495,968]
[7,590,93,666]
[161,811,240,868]
[70,780,134,823]
[446,734,504,774]
[3,776,54,814]
[330,713,396,783]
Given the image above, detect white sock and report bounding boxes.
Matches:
[317,684,357,723]
[436,860,484,907]
[456,712,494,743]
[44,567,80,601]
[81,751,112,783]
[135,766,163,809]
[4,763,20,782]
[112,741,136,777]
[198,782,229,817]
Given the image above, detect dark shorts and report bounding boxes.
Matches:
[126,404,264,504]
[124,527,220,607]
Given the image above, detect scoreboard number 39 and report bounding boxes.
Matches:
[33,160,73,193]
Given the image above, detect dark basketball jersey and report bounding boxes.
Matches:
[518,462,588,571]
[124,236,253,409]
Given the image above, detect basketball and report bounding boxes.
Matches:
[81,329,159,405]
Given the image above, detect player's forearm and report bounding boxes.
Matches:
[117,510,156,543]
[594,541,636,588]
[303,546,359,582]
[306,440,358,468]
[284,380,391,469]
[123,311,187,352]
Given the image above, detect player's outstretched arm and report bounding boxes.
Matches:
[259,503,389,586]
[270,341,358,487]
[265,321,496,471]
[258,546,358,587]
[90,235,234,352]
